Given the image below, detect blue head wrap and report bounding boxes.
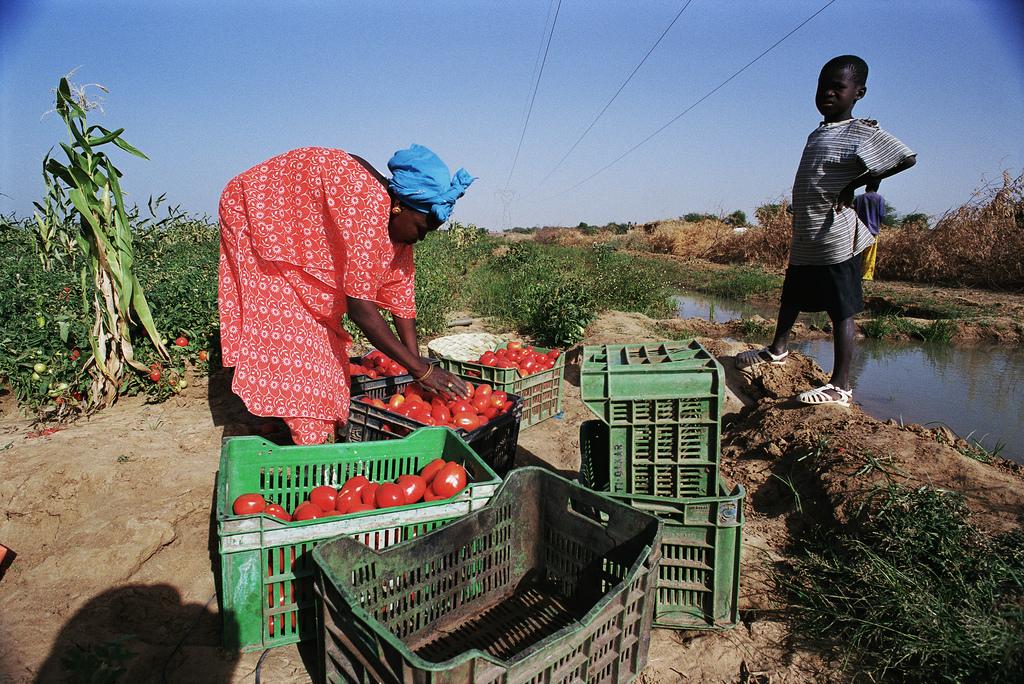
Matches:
[387,144,476,224]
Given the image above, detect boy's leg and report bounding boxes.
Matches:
[829,315,856,392]
[768,297,801,356]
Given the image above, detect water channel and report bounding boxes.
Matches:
[674,293,1024,464]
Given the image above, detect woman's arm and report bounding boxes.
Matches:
[347,297,470,399]
[393,315,420,357]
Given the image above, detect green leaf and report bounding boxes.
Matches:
[112,136,148,160]
[58,321,71,343]
[130,273,167,358]
[87,127,125,146]
[69,118,90,151]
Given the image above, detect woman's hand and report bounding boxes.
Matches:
[416,365,471,401]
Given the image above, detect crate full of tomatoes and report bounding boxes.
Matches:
[429,339,566,428]
[348,350,438,399]
[216,428,500,653]
[348,381,523,475]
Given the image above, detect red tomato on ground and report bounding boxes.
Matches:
[375,483,407,509]
[149,369,161,382]
[309,486,338,512]
[264,503,291,522]
[293,502,324,521]
[232,493,266,515]
[396,475,427,504]
[198,350,209,362]
[174,336,189,347]
[420,458,445,483]
[431,462,468,498]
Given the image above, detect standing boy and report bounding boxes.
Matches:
[855,179,885,280]
[736,55,915,406]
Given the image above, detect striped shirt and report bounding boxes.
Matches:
[790,119,913,265]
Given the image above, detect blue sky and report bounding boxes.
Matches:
[2,0,1022,230]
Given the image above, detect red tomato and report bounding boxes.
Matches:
[480,352,498,366]
[431,404,451,424]
[264,503,291,522]
[496,359,517,369]
[490,391,508,408]
[309,486,338,512]
[347,502,376,514]
[396,475,427,504]
[495,348,509,358]
[474,384,492,399]
[547,349,561,359]
[232,493,266,515]
[482,406,498,420]
[450,400,474,414]
[521,359,537,374]
[365,369,379,379]
[375,483,407,509]
[341,475,371,497]
[361,482,380,505]
[420,458,445,483]
[431,462,467,498]
[507,341,523,351]
[335,490,359,513]
[453,413,482,432]
[149,369,161,382]
[502,401,513,412]
[471,394,491,412]
[423,489,445,502]
[174,336,189,347]
[369,398,387,409]
[388,394,405,409]
[293,502,323,521]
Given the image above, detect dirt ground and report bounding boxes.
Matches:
[2,310,1021,683]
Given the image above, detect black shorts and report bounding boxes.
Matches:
[780,253,864,321]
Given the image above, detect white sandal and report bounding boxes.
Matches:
[798,383,852,407]
[735,347,789,369]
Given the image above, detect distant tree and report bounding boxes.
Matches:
[899,213,930,229]
[882,200,899,227]
[725,210,747,226]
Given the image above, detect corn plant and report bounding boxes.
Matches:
[36,77,168,408]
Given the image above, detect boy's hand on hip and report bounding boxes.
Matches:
[837,184,856,209]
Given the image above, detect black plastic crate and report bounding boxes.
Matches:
[348,355,438,399]
[348,393,524,475]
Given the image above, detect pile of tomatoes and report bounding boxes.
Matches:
[231,458,468,522]
[349,350,408,379]
[360,381,513,433]
[475,341,560,376]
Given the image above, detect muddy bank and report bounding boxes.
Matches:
[1,309,1020,683]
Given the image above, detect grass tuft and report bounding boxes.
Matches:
[777,485,1024,683]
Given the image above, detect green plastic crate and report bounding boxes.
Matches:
[312,467,662,683]
[581,340,724,426]
[602,421,720,498]
[216,428,501,653]
[435,343,566,428]
[580,420,743,631]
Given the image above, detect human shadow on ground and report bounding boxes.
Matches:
[34,584,239,683]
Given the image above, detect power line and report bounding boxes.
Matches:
[505,0,563,189]
[530,0,696,192]
[538,0,840,202]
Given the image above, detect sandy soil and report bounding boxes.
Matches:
[1,310,1020,683]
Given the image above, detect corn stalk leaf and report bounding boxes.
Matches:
[112,136,149,160]
[87,127,125,146]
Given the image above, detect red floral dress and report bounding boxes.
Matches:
[218,147,415,444]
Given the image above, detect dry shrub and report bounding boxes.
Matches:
[708,201,791,269]
[878,172,1023,289]
[625,218,735,258]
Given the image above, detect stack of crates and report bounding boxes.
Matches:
[579,340,744,631]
